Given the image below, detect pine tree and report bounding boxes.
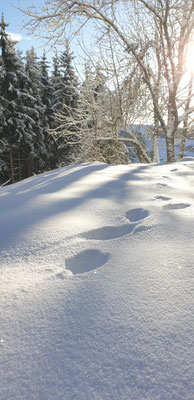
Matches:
[60,44,79,110]
[39,50,55,169]
[0,55,9,183]
[0,14,37,183]
[51,50,64,112]
[49,50,64,167]
[25,47,47,175]
[10,50,34,181]
[52,44,80,165]
[0,13,17,183]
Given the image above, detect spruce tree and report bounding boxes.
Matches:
[0,59,9,183]
[39,50,55,169]
[49,50,64,167]
[51,50,65,112]
[0,14,37,183]
[25,47,47,175]
[0,13,17,183]
[52,44,80,165]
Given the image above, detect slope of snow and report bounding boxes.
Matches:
[0,161,194,400]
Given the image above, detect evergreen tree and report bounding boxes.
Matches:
[49,50,64,167]
[0,37,9,183]
[51,50,64,112]
[39,50,55,169]
[10,49,37,181]
[40,51,53,127]
[0,13,17,183]
[52,44,80,165]
[60,44,79,110]
[0,14,37,183]
[25,47,47,174]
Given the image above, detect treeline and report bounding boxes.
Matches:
[0,14,83,184]
[0,14,130,185]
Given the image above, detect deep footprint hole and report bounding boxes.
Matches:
[155,183,168,187]
[155,195,171,201]
[125,208,149,222]
[65,249,110,275]
[163,203,191,210]
[81,224,136,240]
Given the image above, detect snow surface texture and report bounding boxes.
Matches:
[0,160,194,400]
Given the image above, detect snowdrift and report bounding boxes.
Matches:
[0,161,194,400]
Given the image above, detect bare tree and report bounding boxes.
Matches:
[52,63,131,164]
[19,0,194,162]
[52,37,152,164]
[177,73,194,159]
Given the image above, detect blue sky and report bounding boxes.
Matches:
[1,0,90,74]
[1,0,53,62]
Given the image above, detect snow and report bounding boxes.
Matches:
[0,160,194,400]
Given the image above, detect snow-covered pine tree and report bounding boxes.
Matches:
[0,30,9,184]
[49,50,64,167]
[51,50,65,112]
[0,13,20,183]
[0,14,37,183]
[58,44,80,164]
[51,44,80,165]
[39,50,56,169]
[25,47,47,175]
[9,49,37,181]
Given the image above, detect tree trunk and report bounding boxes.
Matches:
[9,145,14,184]
[153,110,159,163]
[166,103,178,163]
[18,150,22,181]
[177,120,188,160]
[165,133,175,163]
[28,159,32,177]
[125,128,151,163]
[177,75,193,160]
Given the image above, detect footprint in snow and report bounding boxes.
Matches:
[81,208,150,241]
[154,195,172,201]
[155,182,169,188]
[125,208,149,222]
[81,224,136,240]
[163,203,191,211]
[65,249,110,275]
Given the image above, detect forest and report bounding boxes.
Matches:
[0,14,108,185]
[1,0,194,185]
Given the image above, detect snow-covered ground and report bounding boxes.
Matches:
[0,160,194,400]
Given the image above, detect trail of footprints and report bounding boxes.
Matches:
[163,202,190,210]
[154,193,191,210]
[64,183,191,275]
[82,208,150,242]
[65,208,150,275]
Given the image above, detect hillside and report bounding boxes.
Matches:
[0,160,194,400]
